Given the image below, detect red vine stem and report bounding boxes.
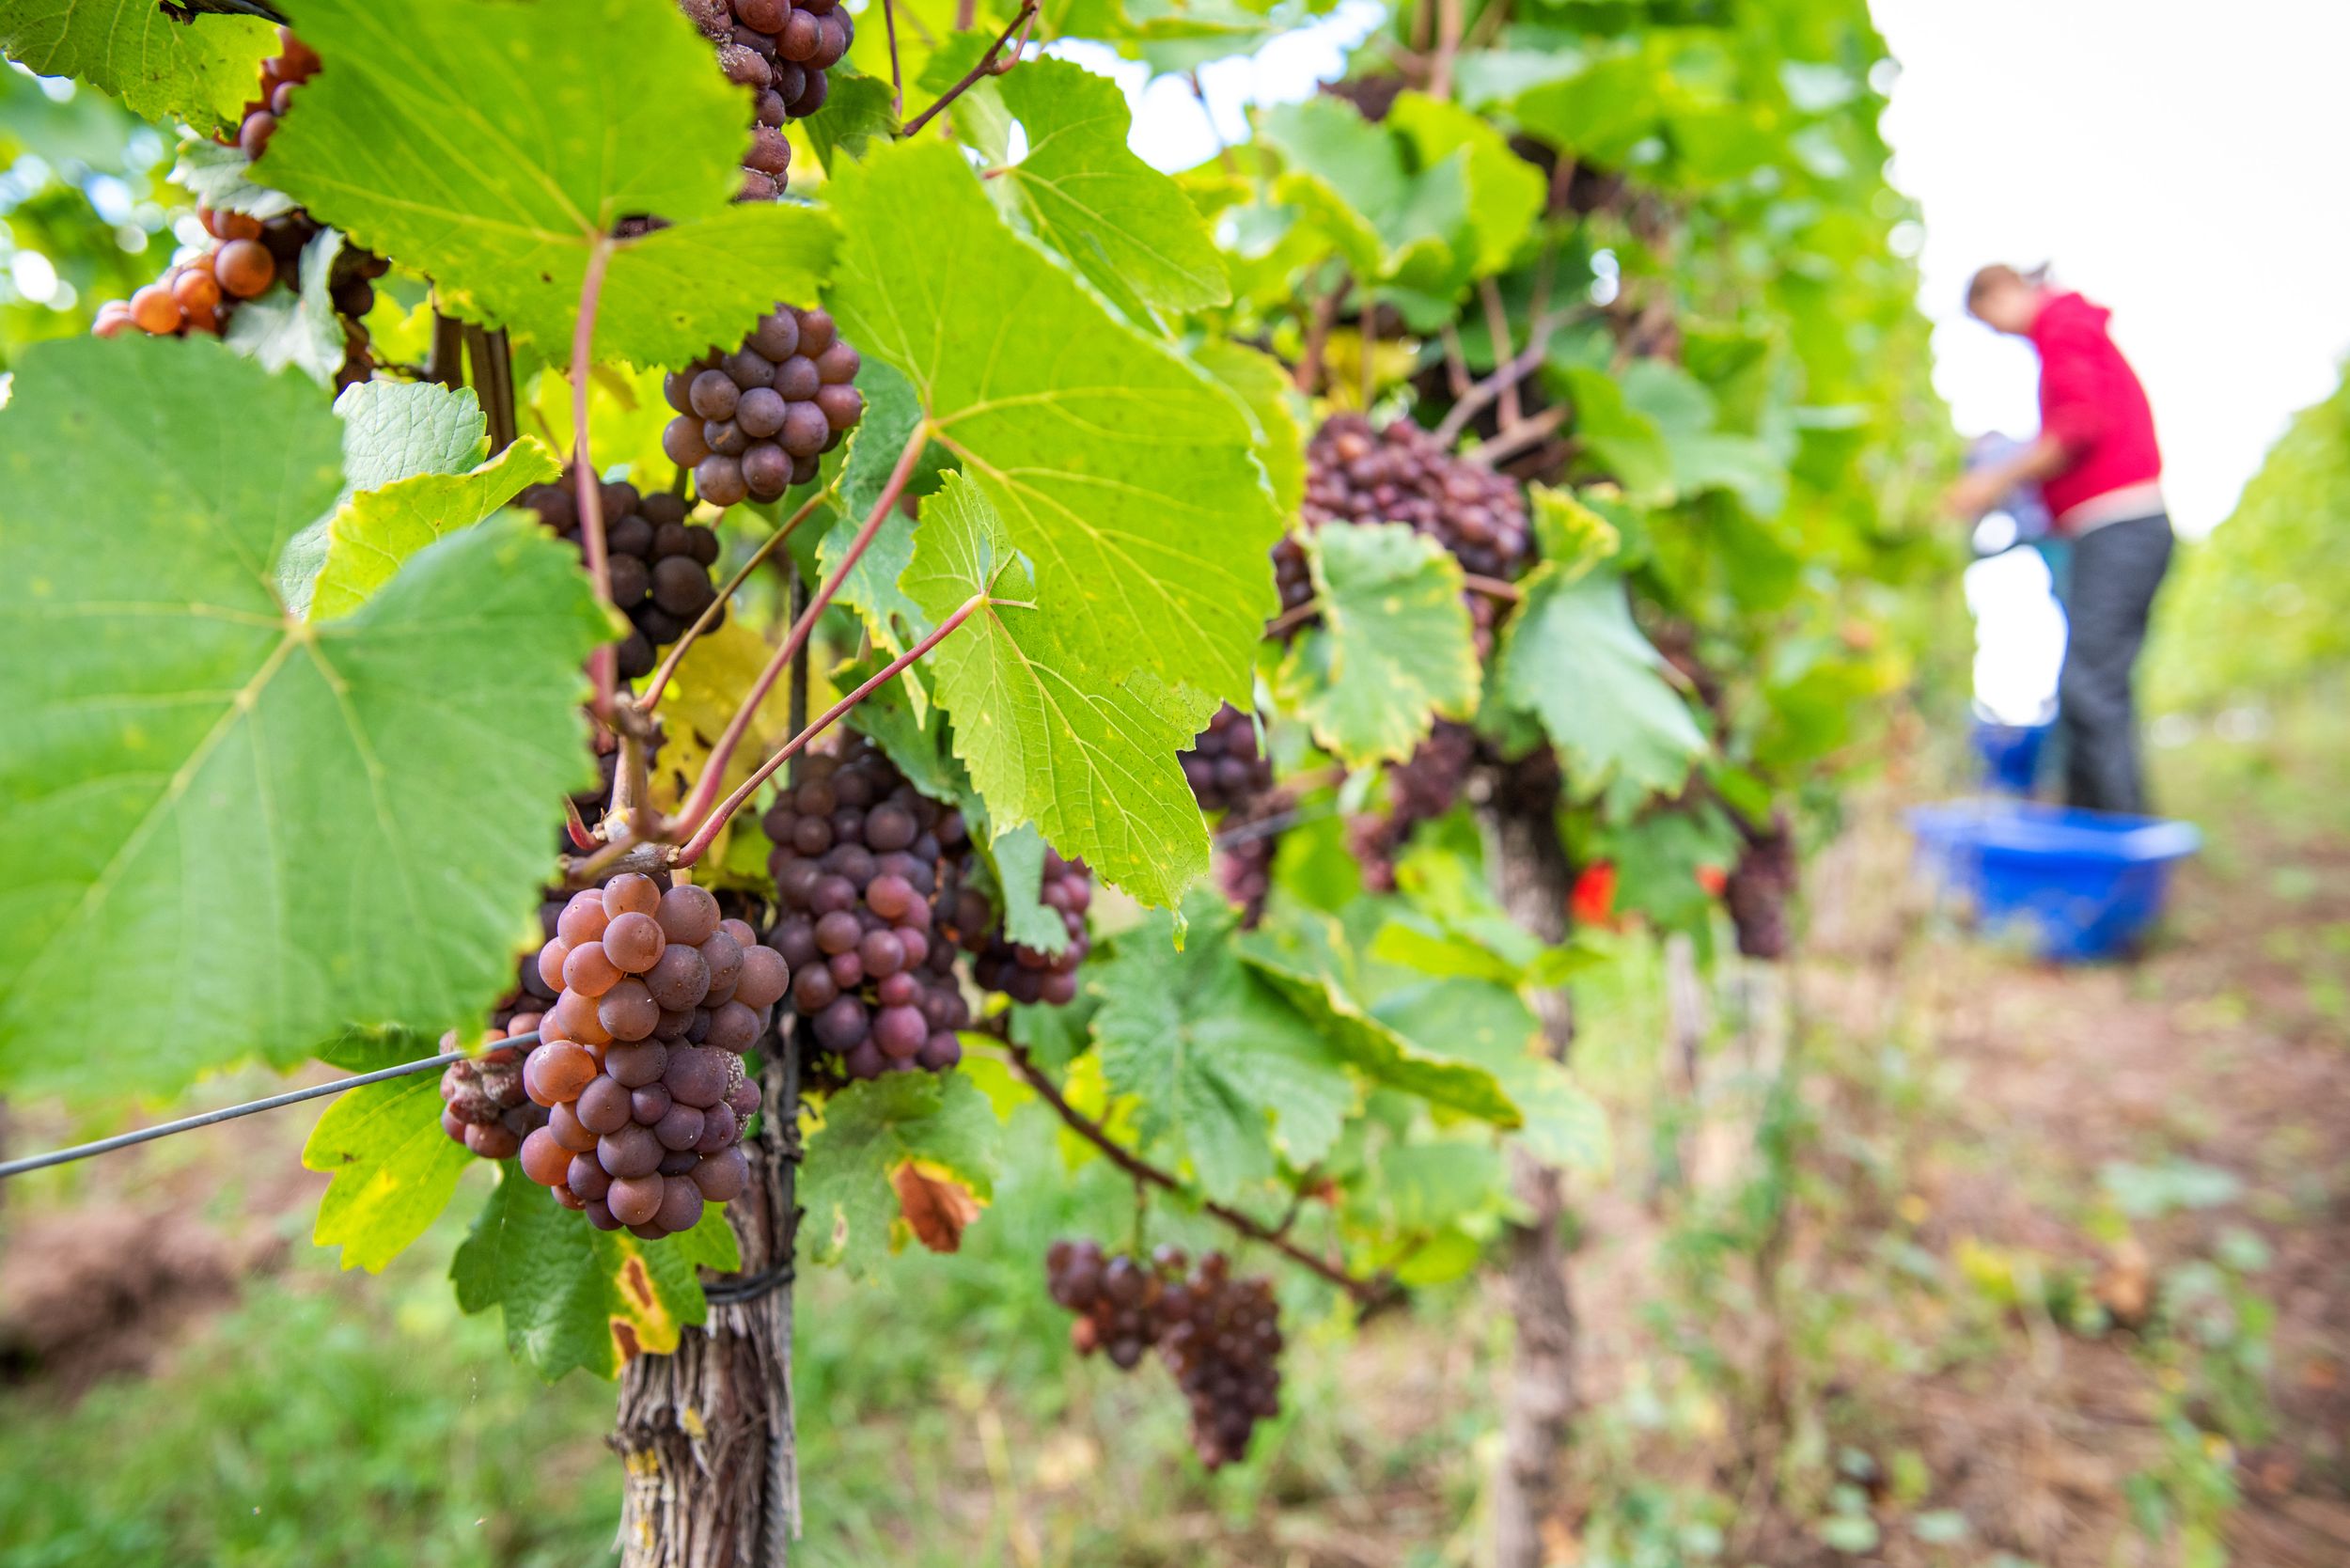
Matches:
[570,236,619,718]
[901,0,1037,136]
[673,423,931,833]
[1003,1043,1400,1311]
[882,0,903,114]
[672,590,988,866]
[639,490,827,711]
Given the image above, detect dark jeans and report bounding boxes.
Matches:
[2058,512,2172,815]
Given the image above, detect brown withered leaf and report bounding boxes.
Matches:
[892,1160,982,1253]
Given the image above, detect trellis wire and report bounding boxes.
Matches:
[0,1040,524,1181]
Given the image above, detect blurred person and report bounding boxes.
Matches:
[1946,264,2173,815]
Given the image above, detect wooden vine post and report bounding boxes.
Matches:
[1478,753,1581,1568]
[611,580,813,1568]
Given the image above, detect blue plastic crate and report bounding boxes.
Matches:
[1906,800,2201,962]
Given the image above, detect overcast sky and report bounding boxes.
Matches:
[1872,0,2350,537]
[1089,1,2350,541]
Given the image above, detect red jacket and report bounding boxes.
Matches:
[2029,291,2162,525]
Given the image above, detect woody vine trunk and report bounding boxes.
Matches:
[1478,755,1581,1568]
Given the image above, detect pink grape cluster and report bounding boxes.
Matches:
[510,875,791,1238]
[662,306,864,508]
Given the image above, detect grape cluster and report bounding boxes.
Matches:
[1347,720,1478,893]
[437,1019,549,1159]
[93,207,385,389]
[762,740,973,1081]
[511,875,787,1238]
[227,27,318,161]
[663,306,865,509]
[1182,705,1273,815]
[678,0,854,200]
[972,851,1092,1007]
[1280,413,1533,654]
[1725,815,1796,961]
[1213,791,1288,931]
[94,34,382,390]
[1045,1241,1285,1469]
[520,478,719,682]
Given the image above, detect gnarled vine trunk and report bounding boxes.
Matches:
[613,1036,803,1568]
[1479,756,1580,1568]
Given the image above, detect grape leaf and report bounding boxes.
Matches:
[825,139,1280,727]
[451,1168,719,1381]
[0,337,606,1093]
[800,1073,1000,1278]
[901,473,1211,909]
[1528,483,1621,578]
[1234,942,1520,1125]
[302,1068,475,1273]
[337,380,493,490]
[803,65,899,173]
[308,438,565,619]
[1257,96,1472,296]
[1370,975,1609,1172]
[987,822,1071,955]
[987,58,1230,319]
[1495,562,1706,812]
[0,0,274,132]
[254,0,838,366]
[172,137,302,222]
[1277,522,1480,766]
[1194,338,1306,517]
[813,360,945,717]
[223,226,349,387]
[891,1161,982,1252]
[1386,91,1544,277]
[1090,894,1353,1197]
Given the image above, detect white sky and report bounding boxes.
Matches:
[1872,0,2350,538]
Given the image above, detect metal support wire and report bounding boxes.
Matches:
[0,1036,540,1181]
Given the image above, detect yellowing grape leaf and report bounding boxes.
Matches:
[453,1167,738,1381]
[0,337,606,1092]
[303,1069,477,1273]
[255,0,837,365]
[1277,522,1480,766]
[901,474,1211,909]
[801,1073,1000,1278]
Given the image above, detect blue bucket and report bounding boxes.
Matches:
[1906,800,2201,962]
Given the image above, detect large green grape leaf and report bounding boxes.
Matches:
[0,337,606,1093]
[1496,562,1706,813]
[309,438,564,619]
[986,58,1229,320]
[800,1073,1001,1278]
[1090,894,1352,1197]
[1276,522,1480,766]
[257,0,838,365]
[303,1068,475,1273]
[0,0,274,131]
[825,138,1279,727]
[1234,942,1519,1125]
[987,822,1071,955]
[804,65,899,173]
[1371,977,1609,1172]
[901,474,1210,908]
[452,1168,730,1381]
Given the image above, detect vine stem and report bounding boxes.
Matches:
[1002,1043,1400,1311]
[639,490,826,711]
[1262,598,1321,639]
[1433,307,1574,448]
[883,0,903,114]
[902,0,1038,136]
[673,424,930,834]
[571,237,619,718]
[673,590,989,867]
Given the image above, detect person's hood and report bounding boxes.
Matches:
[2030,290,2111,344]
